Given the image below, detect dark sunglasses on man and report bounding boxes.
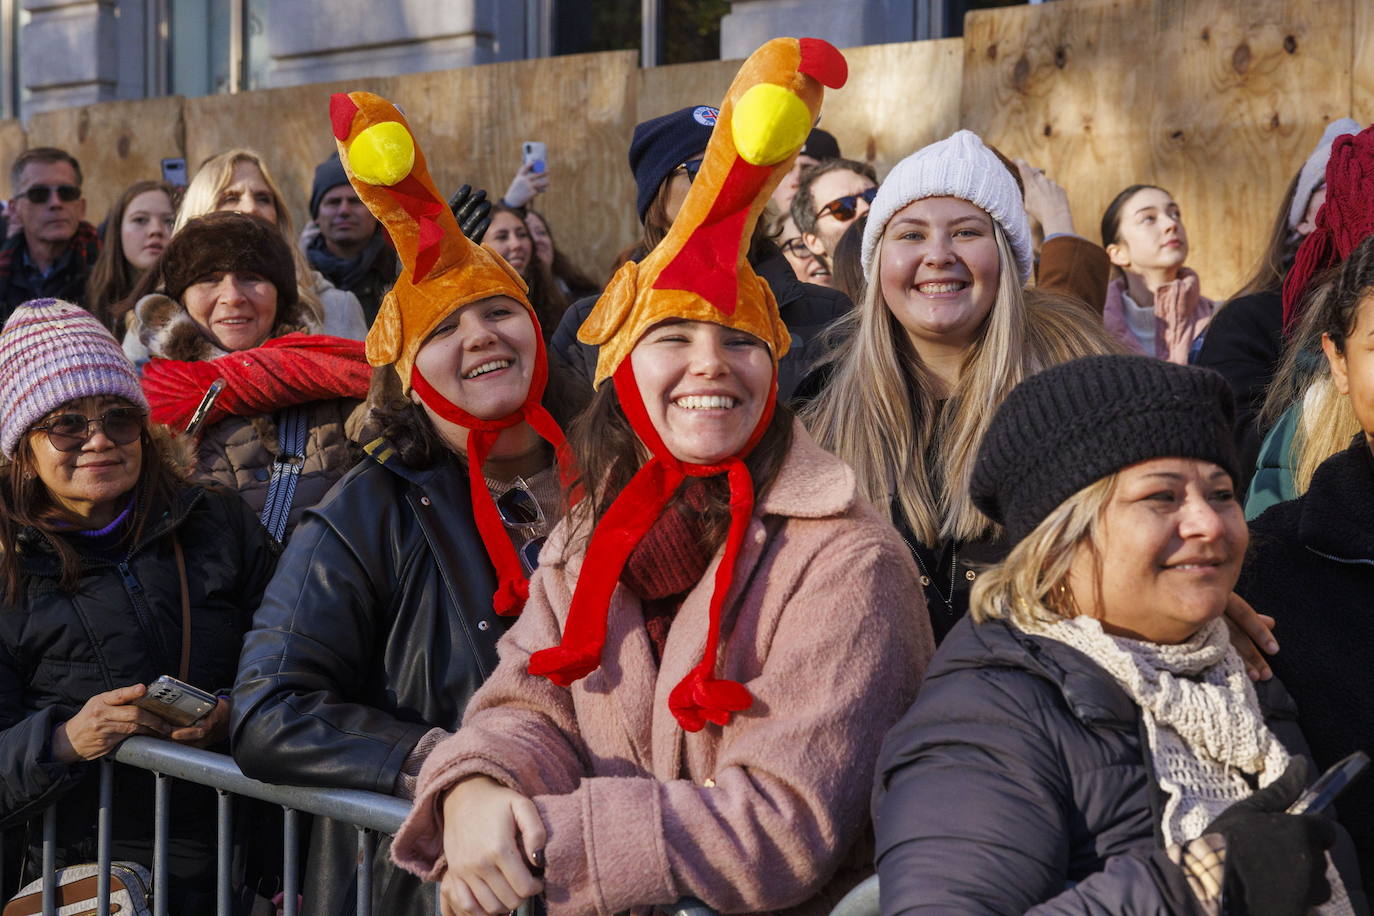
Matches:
[496,484,547,576]
[33,407,144,452]
[816,186,877,223]
[20,184,81,205]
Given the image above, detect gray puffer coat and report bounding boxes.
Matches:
[873,615,1368,915]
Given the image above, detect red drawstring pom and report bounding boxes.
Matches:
[527,645,602,687]
[669,671,753,732]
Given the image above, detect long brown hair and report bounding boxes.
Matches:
[86,180,177,332]
[1,418,189,602]
[1231,170,1303,301]
[563,381,794,555]
[490,204,569,338]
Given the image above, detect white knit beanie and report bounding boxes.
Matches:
[1288,118,1361,231]
[0,298,148,458]
[861,130,1032,284]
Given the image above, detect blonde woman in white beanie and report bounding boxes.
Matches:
[803,130,1123,641]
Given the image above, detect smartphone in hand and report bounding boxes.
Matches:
[521,141,547,175]
[132,675,217,727]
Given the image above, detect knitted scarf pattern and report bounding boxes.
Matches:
[1018,613,1353,914]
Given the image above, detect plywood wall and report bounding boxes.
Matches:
[3,0,1370,299]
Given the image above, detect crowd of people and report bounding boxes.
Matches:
[0,33,1370,916]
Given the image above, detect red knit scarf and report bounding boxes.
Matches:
[141,333,372,429]
[408,335,570,617]
[622,481,713,662]
[528,360,776,732]
[1283,126,1374,335]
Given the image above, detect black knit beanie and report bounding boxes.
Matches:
[628,105,718,223]
[309,152,348,219]
[970,355,1240,547]
[160,211,298,313]
[800,127,840,161]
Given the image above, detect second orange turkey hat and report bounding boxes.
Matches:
[330,90,568,615]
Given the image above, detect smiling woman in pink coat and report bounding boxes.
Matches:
[389,37,933,916]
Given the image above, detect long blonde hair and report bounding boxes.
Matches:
[969,475,1115,627]
[176,149,326,327]
[803,225,1120,545]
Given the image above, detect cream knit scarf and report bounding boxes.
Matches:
[1018,614,1352,914]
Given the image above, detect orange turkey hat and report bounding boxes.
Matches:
[331,90,568,617]
[530,37,848,732]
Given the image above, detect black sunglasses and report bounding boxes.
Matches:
[816,186,877,223]
[34,407,144,452]
[676,159,704,183]
[21,184,81,205]
[496,486,547,575]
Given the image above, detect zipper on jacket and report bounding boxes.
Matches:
[117,560,175,675]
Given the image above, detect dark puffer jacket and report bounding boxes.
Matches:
[0,486,277,904]
[874,615,1368,915]
[551,241,851,403]
[231,441,510,916]
[1240,437,1374,877]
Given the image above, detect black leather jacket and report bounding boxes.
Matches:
[0,486,277,904]
[231,441,509,915]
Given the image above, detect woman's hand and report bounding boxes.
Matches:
[51,684,173,764]
[1224,592,1278,681]
[439,775,546,916]
[169,697,230,748]
[1014,158,1076,238]
[501,163,550,209]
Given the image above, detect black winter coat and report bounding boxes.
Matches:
[231,442,509,916]
[550,242,851,404]
[1194,289,1284,491]
[1239,437,1374,877]
[0,486,277,904]
[874,615,1368,914]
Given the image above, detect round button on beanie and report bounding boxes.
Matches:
[628,104,719,223]
[0,298,148,459]
[970,354,1239,548]
[861,129,1033,284]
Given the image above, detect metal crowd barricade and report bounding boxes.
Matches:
[29,736,438,916]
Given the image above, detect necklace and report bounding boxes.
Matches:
[909,538,959,617]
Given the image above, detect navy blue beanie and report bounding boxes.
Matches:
[309,152,349,219]
[628,105,718,223]
[801,128,840,161]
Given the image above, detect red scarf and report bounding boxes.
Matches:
[1283,126,1374,335]
[408,331,570,616]
[141,333,372,429]
[528,360,776,732]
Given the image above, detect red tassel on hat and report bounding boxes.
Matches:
[1283,127,1374,335]
[527,360,775,732]
[408,330,570,616]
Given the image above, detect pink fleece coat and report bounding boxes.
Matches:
[1103,269,1216,364]
[391,422,933,915]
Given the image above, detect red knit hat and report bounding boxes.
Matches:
[526,37,847,732]
[1282,123,1374,334]
[332,91,570,615]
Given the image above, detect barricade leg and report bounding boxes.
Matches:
[154,772,170,916]
[217,789,232,916]
[97,759,113,916]
[357,828,375,916]
[41,805,55,916]
[282,808,299,916]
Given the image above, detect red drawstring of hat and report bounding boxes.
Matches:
[408,331,570,616]
[527,359,776,732]
[1283,127,1374,335]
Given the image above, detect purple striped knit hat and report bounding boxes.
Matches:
[0,298,148,458]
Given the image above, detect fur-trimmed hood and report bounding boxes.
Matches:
[136,292,310,363]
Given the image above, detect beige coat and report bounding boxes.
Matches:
[392,423,935,915]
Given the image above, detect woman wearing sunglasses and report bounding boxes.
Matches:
[230,93,576,916]
[0,298,277,910]
[549,102,851,403]
[391,41,930,915]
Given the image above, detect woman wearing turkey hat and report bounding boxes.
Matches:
[390,38,932,916]
[230,92,572,916]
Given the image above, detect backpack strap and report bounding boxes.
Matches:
[259,407,309,543]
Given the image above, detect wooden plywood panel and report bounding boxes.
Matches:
[183,76,397,243]
[638,57,740,125]
[0,119,25,191]
[1353,0,1374,123]
[26,96,184,226]
[962,0,1353,301]
[383,50,640,285]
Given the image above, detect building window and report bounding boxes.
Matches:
[167,0,265,97]
[552,0,727,66]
